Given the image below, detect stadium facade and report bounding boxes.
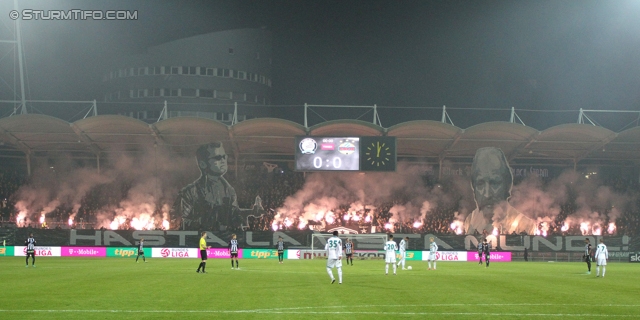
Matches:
[100,28,272,123]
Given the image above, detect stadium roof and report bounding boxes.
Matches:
[0,114,639,166]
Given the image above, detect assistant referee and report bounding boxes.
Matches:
[196,232,211,273]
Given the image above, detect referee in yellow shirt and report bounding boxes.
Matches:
[197,232,211,273]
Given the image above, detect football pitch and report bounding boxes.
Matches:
[0,257,637,319]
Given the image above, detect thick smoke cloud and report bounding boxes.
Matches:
[12,145,197,229]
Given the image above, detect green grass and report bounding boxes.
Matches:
[0,257,637,319]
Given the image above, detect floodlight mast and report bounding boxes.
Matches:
[14,0,27,114]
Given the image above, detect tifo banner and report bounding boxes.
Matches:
[199,248,244,259]
[61,246,106,257]
[243,248,282,259]
[107,247,151,258]
[0,246,14,256]
[422,251,467,262]
[467,251,512,262]
[152,247,198,258]
[8,229,639,253]
[14,246,61,257]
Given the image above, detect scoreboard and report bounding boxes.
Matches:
[294,136,396,172]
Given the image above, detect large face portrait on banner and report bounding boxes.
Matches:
[464,147,536,236]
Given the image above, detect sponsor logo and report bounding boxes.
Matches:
[21,246,58,256]
[436,252,459,261]
[0,248,5,255]
[338,142,356,155]
[161,248,191,258]
[249,249,278,259]
[114,249,137,257]
[61,246,106,257]
[467,251,512,262]
[630,253,640,262]
[299,138,317,154]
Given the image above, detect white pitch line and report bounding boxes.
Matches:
[0,310,638,317]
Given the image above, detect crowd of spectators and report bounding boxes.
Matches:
[1,167,640,236]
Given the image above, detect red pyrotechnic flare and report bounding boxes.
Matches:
[607,222,616,234]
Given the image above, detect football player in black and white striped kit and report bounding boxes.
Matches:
[275,237,285,264]
[229,234,239,269]
[344,238,354,266]
[25,233,36,267]
[135,238,146,263]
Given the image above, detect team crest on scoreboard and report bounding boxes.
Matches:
[338,141,356,155]
[299,138,317,154]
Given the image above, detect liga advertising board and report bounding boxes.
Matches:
[422,251,468,262]
[152,247,199,258]
[13,246,61,257]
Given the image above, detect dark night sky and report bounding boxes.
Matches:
[1,0,639,129]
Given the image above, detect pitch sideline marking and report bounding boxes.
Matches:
[0,310,638,317]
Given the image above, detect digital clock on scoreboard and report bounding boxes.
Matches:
[294,136,396,172]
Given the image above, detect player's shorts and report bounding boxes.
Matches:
[429,253,436,261]
[230,252,238,258]
[327,258,342,268]
[200,249,207,260]
[345,253,353,258]
[138,250,144,255]
[27,249,34,255]
[385,253,396,264]
[597,257,607,266]
[277,250,284,255]
[484,253,490,260]
[399,251,406,259]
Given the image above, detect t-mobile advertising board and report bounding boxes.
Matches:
[152,247,199,258]
[14,246,61,257]
[61,246,106,257]
[199,248,244,259]
[422,251,468,262]
[467,251,512,262]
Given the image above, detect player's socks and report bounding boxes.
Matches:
[385,264,389,274]
[143,256,146,262]
[602,267,605,277]
[231,260,234,268]
[235,260,238,268]
[202,262,206,272]
[327,267,334,281]
[596,266,600,276]
[197,262,203,272]
[337,267,342,283]
[393,264,397,274]
[433,261,436,270]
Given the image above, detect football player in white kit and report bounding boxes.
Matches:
[594,239,608,278]
[324,231,343,284]
[397,236,409,270]
[428,237,438,270]
[384,234,398,275]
